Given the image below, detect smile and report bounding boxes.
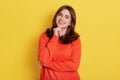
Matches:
[58,21,65,25]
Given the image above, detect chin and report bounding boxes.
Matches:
[58,25,67,29]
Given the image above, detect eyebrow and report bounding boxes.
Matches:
[59,12,70,16]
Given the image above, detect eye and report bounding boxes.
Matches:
[58,12,62,16]
[65,15,70,19]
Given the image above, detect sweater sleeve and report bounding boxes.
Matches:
[46,38,81,72]
[38,33,59,65]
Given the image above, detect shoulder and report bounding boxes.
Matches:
[40,32,46,37]
[39,32,49,40]
[72,37,81,45]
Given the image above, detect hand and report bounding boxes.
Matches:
[38,60,46,68]
[58,28,67,37]
[54,27,67,37]
[53,27,62,36]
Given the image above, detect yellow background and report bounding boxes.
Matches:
[0,0,120,80]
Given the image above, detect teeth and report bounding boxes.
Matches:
[58,21,65,24]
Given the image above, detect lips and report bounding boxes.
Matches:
[58,21,65,25]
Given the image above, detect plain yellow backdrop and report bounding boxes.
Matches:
[0,0,120,80]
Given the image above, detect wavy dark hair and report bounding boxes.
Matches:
[46,5,80,44]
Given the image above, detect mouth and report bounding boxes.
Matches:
[58,21,65,25]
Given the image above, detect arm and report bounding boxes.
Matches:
[38,33,59,65]
[45,38,81,72]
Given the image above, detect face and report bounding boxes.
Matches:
[56,9,71,29]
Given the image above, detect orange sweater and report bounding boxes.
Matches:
[38,32,81,80]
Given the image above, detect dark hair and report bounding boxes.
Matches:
[46,5,80,44]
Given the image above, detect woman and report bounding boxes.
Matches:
[38,5,81,80]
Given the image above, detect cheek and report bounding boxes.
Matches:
[55,17,58,22]
[66,19,71,24]
[56,16,60,21]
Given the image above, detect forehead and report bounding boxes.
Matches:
[59,9,71,16]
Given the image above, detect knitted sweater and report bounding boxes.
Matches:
[38,32,81,80]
